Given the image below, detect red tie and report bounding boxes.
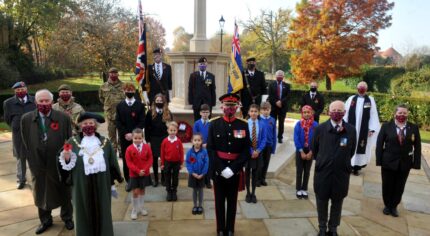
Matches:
[398,127,405,145]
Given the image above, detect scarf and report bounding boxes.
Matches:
[300,105,314,147]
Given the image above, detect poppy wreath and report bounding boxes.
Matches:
[189,156,196,164]
[177,121,192,143]
[63,142,72,152]
[50,121,59,131]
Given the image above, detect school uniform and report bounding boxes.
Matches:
[258,114,277,185]
[186,147,209,188]
[376,120,421,215]
[125,143,153,189]
[193,118,211,186]
[161,136,184,197]
[293,120,318,191]
[116,98,145,183]
[144,109,173,186]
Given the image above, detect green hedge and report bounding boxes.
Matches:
[1,89,429,129]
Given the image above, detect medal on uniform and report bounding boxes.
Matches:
[233,130,246,138]
[315,99,319,104]
[205,78,212,86]
[411,134,415,142]
[340,138,348,146]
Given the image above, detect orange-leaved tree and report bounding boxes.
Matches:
[287,0,394,90]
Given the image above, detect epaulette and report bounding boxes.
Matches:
[209,116,221,122]
[237,118,248,123]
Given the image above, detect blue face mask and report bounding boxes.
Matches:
[199,65,207,71]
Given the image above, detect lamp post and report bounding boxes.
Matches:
[219,15,225,52]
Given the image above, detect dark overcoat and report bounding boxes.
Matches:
[20,109,72,210]
[311,120,357,200]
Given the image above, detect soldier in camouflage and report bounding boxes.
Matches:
[52,84,85,135]
[98,67,125,152]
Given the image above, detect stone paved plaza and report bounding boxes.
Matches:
[0,120,429,236]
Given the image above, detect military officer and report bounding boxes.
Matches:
[98,67,125,152]
[188,57,216,121]
[52,84,84,135]
[207,93,250,236]
[240,57,266,118]
[3,81,36,189]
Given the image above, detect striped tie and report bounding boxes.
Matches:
[252,121,257,150]
[156,64,161,80]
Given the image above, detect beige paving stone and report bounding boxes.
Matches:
[0,161,18,176]
[407,173,430,185]
[125,201,173,221]
[344,216,404,236]
[264,218,317,236]
[308,217,358,235]
[146,219,216,236]
[264,200,317,218]
[406,211,430,234]
[203,200,242,220]
[342,197,361,215]
[408,227,430,236]
[360,198,408,235]
[0,174,21,192]
[172,201,205,220]
[0,205,38,227]
[238,186,284,201]
[0,218,40,236]
[20,216,66,236]
[363,171,382,184]
[234,219,269,236]
[278,184,302,200]
[349,174,364,186]
[0,188,34,211]
[347,184,364,200]
[239,201,269,219]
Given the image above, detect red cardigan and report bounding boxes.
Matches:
[160,137,184,166]
[125,143,153,177]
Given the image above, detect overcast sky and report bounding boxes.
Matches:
[120,0,430,55]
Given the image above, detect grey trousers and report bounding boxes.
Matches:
[15,154,27,183]
[316,197,344,232]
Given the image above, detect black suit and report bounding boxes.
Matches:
[115,99,146,182]
[376,120,421,210]
[146,62,172,103]
[268,80,290,140]
[300,91,325,123]
[311,120,357,233]
[188,71,216,121]
[240,70,266,116]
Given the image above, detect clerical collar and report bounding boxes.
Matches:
[167,136,177,143]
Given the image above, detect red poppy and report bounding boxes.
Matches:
[131,112,136,117]
[189,156,196,164]
[50,122,59,131]
[63,143,72,152]
[351,100,356,107]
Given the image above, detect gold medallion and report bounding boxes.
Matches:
[88,157,95,165]
[411,134,415,142]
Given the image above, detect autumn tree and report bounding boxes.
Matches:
[208,31,232,53]
[288,0,394,90]
[242,8,292,73]
[171,26,192,52]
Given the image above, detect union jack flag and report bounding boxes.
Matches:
[135,0,147,86]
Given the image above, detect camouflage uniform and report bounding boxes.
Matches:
[98,80,125,152]
[52,98,85,135]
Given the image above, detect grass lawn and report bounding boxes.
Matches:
[287,112,430,143]
[0,74,134,95]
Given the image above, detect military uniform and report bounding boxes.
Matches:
[207,93,250,235]
[98,78,124,151]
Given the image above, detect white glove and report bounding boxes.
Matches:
[143,91,150,106]
[221,167,234,179]
[168,90,173,99]
[111,185,119,199]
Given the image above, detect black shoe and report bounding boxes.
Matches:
[391,208,399,217]
[383,207,391,215]
[296,191,303,199]
[327,231,338,236]
[251,194,257,203]
[64,220,74,230]
[245,193,251,203]
[317,231,327,236]
[260,180,268,186]
[206,183,212,189]
[125,183,132,192]
[278,138,283,144]
[301,190,309,199]
[171,192,178,201]
[153,181,158,187]
[35,222,53,234]
[197,206,203,214]
[192,207,198,215]
[227,231,234,236]
[17,182,25,190]
[217,231,224,236]
[256,182,261,187]
[352,169,360,176]
[166,192,172,201]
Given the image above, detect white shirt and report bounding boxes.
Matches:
[309,92,316,99]
[156,108,163,114]
[330,119,343,131]
[167,136,178,143]
[79,135,106,175]
[247,70,255,76]
[155,62,163,78]
[125,97,136,106]
[134,143,142,152]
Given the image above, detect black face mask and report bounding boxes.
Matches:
[125,92,135,98]
[310,87,317,92]
[247,64,255,70]
[155,103,164,109]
